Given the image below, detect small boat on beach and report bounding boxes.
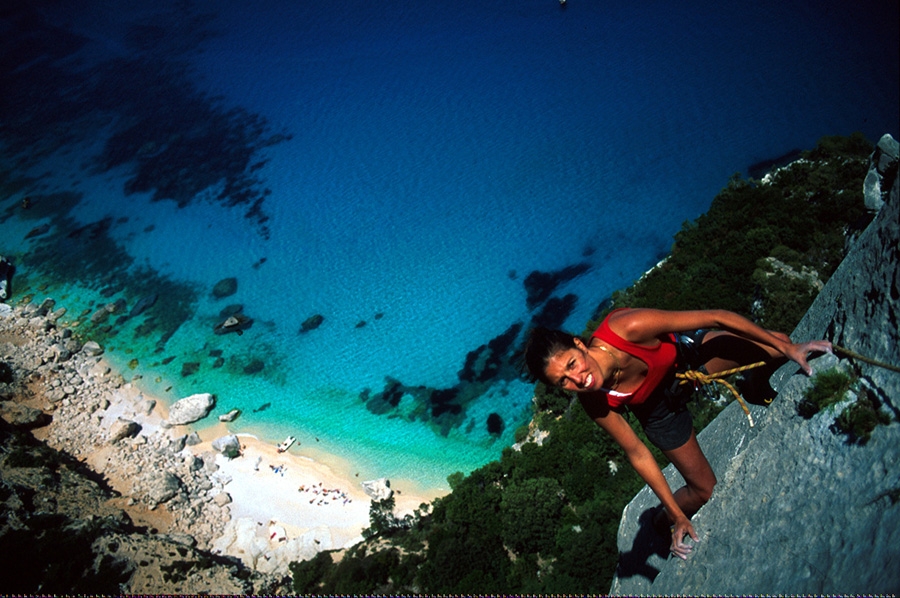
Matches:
[277,436,296,453]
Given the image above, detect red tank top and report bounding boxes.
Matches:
[591,309,678,408]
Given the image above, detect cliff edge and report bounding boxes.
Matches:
[611,135,899,595]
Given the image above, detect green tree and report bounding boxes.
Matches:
[500,477,565,555]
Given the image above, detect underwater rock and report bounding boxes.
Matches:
[458,323,522,383]
[219,303,244,317]
[212,277,238,299]
[242,359,264,375]
[181,361,200,377]
[219,408,241,422]
[528,293,578,330]
[129,294,158,317]
[299,314,325,333]
[90,307,110,324]
[486,412,504,435]
[214,312,253,335]
[24,223,51,239]
[523,263,590,310]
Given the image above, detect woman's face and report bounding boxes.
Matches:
[544,339,601,392]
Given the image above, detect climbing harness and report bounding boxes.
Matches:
[676,361,766,428]
[674,344,899,429]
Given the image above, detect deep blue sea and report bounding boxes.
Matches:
[1,0,897,491]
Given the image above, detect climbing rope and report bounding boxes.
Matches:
[674,344,899,429]
[833,344,900,373]
[676,361,766,428]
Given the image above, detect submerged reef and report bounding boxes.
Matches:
[0,3,288,239]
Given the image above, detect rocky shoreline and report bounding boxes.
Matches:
[0,290,436,592]
[0,298,297,592]
[1,299,234,548]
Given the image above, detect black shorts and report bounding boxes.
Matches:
[627,329,709,452]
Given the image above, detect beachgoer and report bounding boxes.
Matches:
[524,307,831,559]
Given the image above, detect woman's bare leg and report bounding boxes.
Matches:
[661,431,717,520]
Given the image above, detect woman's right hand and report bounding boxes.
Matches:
[782,339,833,375]
[670,516,699,560]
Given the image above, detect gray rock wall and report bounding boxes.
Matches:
[611,142,899,595]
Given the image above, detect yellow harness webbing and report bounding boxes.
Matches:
[675,361,766,427]
[674,343,899,429]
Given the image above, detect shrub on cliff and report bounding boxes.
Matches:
[602,133,871,328]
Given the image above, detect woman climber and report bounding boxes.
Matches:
[523,307,832,559]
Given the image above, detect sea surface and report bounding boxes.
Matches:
[1,0,897,491]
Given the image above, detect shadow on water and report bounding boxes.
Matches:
[614,506,671,585]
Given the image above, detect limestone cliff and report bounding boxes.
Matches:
[611,137,899,595]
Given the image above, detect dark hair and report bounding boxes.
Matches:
[523,327,579,385]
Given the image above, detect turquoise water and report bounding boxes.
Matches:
[1,0,897,490]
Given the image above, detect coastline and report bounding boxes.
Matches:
[0,298,446,575]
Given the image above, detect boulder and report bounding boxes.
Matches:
[82,340,104,357]
[136,397,157,416]
[361,477,393,501]
[211,434,241,459]
[0,401,48,428]
[144,471,182,505]
[165,393,216,427]
[108,418,141,444]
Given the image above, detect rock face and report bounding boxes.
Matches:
[863,133,899,211]
[164,393,216,426]
[0,255,11,300]
[611,141,900,595]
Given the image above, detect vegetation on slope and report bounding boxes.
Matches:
[289,133,874,593]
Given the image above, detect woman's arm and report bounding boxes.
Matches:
[609,308,832,374]
[593,409,698,558]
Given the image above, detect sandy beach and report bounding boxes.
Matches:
[191,424,442,549]
[3,296,446,575]
[123,381,446,559]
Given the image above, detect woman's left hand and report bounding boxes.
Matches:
[670,516,698,560]
[783,340,833,375]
